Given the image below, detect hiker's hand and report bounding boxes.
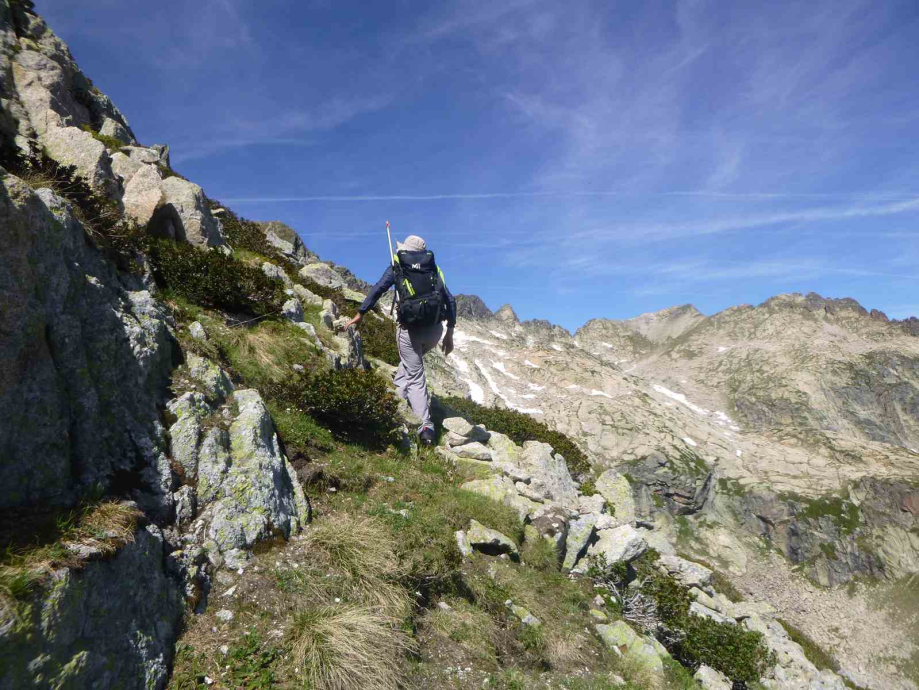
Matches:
[341,313,362,331]
[441,330,454,356]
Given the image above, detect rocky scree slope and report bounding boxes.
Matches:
[424,294,919,689]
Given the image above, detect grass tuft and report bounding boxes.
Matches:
[289,604,414,690]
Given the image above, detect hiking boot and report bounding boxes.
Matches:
[419,426,435,446]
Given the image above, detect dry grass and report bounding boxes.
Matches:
[289,605,414,690]
[545,628,589,667]
[0,501,141,611]
[299,515,412,618]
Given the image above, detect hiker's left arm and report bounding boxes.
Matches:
[345,266,394,329]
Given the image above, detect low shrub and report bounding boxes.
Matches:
[356,311,400,366]
[268,368,401,445]
[436,396,590,475]
[209,202,278,258]
[589,551,775,684]
[147,238,285,316]
[671,615,774,683]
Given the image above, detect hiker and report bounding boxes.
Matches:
[343,235,456,445]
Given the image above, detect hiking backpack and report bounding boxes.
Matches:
[392,249,445,328]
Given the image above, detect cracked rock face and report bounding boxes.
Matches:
[0,527,183,690]
[0,175,174,515]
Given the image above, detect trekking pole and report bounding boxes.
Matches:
[386,221,398,318]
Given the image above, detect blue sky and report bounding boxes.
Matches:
[42,0,919,331]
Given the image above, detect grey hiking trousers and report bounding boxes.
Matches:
[394,323,443,431]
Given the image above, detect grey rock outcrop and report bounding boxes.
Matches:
[0,527,183,690]
[587,525,648,565]
[259,220,316,265]
[595,621,665,674]
[0,175,173,514]
[148,176,226,249]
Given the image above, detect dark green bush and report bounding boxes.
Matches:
[671,615,774,683]
[147,239,284,316]
[208,202,278,258]
[268,368,401,445]
[355,312,400,366]
[588,550,775,684]
[435,396,590,475]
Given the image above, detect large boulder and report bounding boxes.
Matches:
[0,178,173,514]
[198,390,310,557]
[466,519,519,559]
[521,441,579,510]
[562,514,597,571]
[259,221,315,265]
[461,475,540,521]
[42,124,119,197]
[587,524,648,565]
[694,665,732,690]
[658,554,713,590]
[299,262,347,289]
[595,621,664,674]
[121,163,165,224]
[148,176,226,249]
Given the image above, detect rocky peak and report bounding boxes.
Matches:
[455,294,494,320]
[495,303,519,324]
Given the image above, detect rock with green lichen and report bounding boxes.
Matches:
[595,621,664,674]
[595,469,635,525]
[199,389,309,558]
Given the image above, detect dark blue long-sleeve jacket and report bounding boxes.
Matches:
[359,264,457,328]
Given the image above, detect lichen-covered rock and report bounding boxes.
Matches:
[443,417,490,443]
[530,505,569,556]
[521,441,579,510]
[167,392,210,481]
[99,116,132,145]
[0,177,173,515]
[42,124,119,197]
[186,354,233,403]
[291,283,323,307]
[690,601,732,624]
[595,621,664,674]
[453,441,493,461]
[201,389,309,557]
[506,601,541,627]
[188,321,208,341]
[578,493,607,515]
[0,527,183,690]
[455,530,473,558]
[461,475,539,521]
[596,469,636,525]
[262,261,291,286]
[588,524,648,564]
[299,262,347,289]
[562,514,597,571]
[466,519,519,559]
